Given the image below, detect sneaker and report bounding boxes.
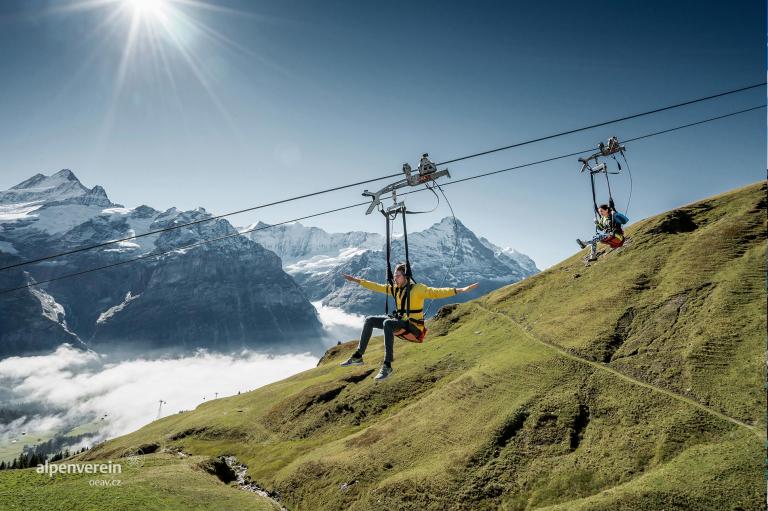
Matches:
[576,239,587,249]
[340,354,363,366]
[374,364,393,381]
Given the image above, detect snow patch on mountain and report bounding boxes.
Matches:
[100,207,161,253]
[101,207,133,215]
[25,204,112,235]
[97,292,141,324]
[245,221,384,265]
[0,202,43,222]
[285,246,372,275]
[0,241,18,255]
[30,286,66,324]
[27,278,78,338]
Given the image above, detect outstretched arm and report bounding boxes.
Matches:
[342,274,391,294]
[422,282,479,299]
[457,283,479,293]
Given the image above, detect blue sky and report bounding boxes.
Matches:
[0,0,764,268]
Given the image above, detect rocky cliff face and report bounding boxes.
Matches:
[89,212,322,353]
[0,253,85,356]
[0,170,325,357]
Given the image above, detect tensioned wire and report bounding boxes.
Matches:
[0,102,763,295]
[0,82,762,272]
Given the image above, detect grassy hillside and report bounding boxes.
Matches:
[0,453,280,511]
[2,182,764,510]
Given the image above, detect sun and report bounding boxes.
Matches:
[48,0,267,141]
[122,0,169,19]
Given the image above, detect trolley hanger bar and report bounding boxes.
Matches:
[578,137,627,216]
[579,136,626,173]
[362,154,450,214]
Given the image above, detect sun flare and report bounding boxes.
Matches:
[47,0,265,141]
[123,0,168,19]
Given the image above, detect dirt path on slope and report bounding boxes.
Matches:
[476,304,764,441]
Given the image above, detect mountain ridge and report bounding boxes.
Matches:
[0,170,325,356]
[248,216,539,317]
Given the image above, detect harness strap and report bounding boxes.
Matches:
[604,170,614,206]
[383,210,395,315]
[394,284,422,316]
[402,210,412,315]
[589,169,603,234]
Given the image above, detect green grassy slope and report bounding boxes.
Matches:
[0,454,280,511]
[2,182,764,510]
[483,181,765,429]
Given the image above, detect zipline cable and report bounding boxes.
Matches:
[0,174,403,272]
[437,104,766,189]
[0,103,763,295]
[0,202,370,295]
[435,82,765,165]
[0,84,763,272]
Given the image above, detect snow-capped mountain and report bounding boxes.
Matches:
[241,221,384,265]
[0,169,113,208]
[478,237,538,275]
[0,169,117,244]
[0,170,325,358]
[242,221,384,277]
[247,217,539,316]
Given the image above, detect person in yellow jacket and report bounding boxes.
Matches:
[340,263,478,381]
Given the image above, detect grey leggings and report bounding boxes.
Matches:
[588,233,612,255]
[356,315,421,364]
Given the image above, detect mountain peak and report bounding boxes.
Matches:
[1,169,95,206]
[78,185,116,207]
[53,169,79,181]
[7,169,83,192]
[429,216,467,231]
[412,217,472,242]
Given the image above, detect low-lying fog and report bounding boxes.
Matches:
[0,303,365,459]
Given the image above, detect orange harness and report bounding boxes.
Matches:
[600,229,625,248]
[394,327,428,343]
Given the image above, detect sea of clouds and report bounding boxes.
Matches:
[0,345,318,455]
[0,302,365,459]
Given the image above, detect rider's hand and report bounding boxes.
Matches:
[342,274,360,284]
[459,283,479,293]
